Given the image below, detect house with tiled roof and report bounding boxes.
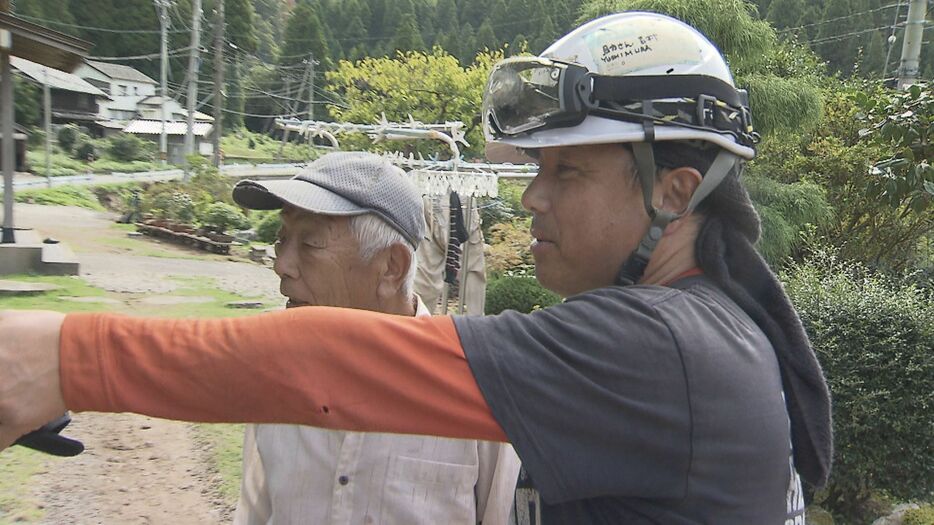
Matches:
[10,56,109,124]
[74,60,157,121]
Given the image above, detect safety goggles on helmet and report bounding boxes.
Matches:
[482,56,758,149]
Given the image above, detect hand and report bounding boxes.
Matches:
[0,310,67,452]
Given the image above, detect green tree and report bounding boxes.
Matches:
[326,48,503,157]
[223,0,258,53]
[815,0,856,75]
[475,19,498,53]
[280,3,330,67]
[796,5,822,40]
[531,14,558,53]
[455,22,477,64]
[509,34,530,56]
[14,0,79,35]
[861,30,885,78]
[392,14,426,53]
[225,59,245,129]
[434,0,458,34]
[13,76,41,127]
[765,0,804,30]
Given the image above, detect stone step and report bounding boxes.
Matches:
[40,242,79,276]
[0,279,62,296]
[11,228,42,245]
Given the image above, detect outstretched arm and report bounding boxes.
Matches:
[0,307,506,451]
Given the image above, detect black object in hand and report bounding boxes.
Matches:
[14,413,84,457]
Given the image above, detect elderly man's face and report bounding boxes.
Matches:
[273,205,381,310]
[522,144,649,297]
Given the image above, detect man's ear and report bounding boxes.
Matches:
[376,243,413,298]
[655,167,702,216]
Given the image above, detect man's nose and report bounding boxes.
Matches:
[272,241,300,279]
[521,173,550,214]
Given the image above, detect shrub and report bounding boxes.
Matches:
[201,202,250,233]
[27,129,45,147]
[903,505,934,525]
[485,219,534,277]
[254,211,281,244]
[485,276,561,315]
[146,189,195,223]
[782,250,934,523]
[73,139,96,161]
[56,124,81,153]
[108,133,146,162]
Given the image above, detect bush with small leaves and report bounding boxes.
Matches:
[108,133,147,162]
[903,505,934,525]
[783,250,934,523]
[73,140,96,162]
[56,124,81,153]
[254,211,282,244]
[485,276,561,315]
[201,202,251,233]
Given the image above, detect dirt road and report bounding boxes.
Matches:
[5,203,279,524]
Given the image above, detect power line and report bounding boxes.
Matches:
[13,12,188,34]
[804,23,907,46]
[778,3,903,34]
[89,47,194,61]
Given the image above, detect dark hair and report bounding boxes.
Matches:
[622,139,832,490]
[695,164,832,491]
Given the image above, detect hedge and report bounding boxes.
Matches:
[783,251,934,521]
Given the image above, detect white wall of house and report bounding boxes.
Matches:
[74,63,158,121]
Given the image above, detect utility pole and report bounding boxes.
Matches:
[896,0,927,90]
[1,0,14,243]
[277,56,312,160]
[43,68,52,187]
[156,0,169,165]
[212,0,224,167]
[308,54,318,121]
[183,0,203,180]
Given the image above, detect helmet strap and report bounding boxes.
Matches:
[616,145,739,286]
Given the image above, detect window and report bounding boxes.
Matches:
[118,84,127,96]
[133,86,139,95]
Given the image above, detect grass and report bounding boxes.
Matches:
[96,233,208,261]
[221,130,317,163]
[11,186,104,210]
[26,148,171,176]
[0,448,48,524]
[190,424,245,507]
[0,274,110,312]
[126,275,267,318]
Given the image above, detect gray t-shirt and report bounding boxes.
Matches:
[454,276,804,524]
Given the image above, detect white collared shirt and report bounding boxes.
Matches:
[234,298,521,525]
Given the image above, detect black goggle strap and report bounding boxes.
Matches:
[590,75,744,108]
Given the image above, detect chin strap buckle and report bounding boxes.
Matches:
[616,211,676,286]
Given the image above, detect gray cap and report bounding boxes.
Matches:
[233,152,425,248]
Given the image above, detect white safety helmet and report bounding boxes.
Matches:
[483,11,756,159]
[481,12,759,284]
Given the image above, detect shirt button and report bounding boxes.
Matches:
[338,475,349,485]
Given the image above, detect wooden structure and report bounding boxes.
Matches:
[1,2,92,243]
[136,219,234,255]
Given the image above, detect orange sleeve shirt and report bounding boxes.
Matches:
[60,307,508,442]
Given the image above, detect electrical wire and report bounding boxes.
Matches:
[803,23,906,47]
[88,47,194,61]
[12,12,189,34]
[778,3,902,34]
